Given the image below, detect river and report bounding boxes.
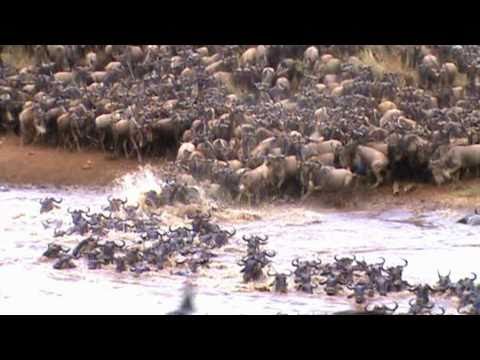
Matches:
[0,169,478,315]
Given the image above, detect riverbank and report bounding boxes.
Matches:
[2,134,480,212]
[0,135,169,187]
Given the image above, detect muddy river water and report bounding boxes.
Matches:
[1,169,479,315]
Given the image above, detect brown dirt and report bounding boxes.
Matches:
[0,134,166,187]
[303,178,480,212]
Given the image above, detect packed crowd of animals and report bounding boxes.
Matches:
[38,191,480,315]
[3,45,480,203]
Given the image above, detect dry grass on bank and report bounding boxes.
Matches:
[1,45,34,69]
[359,46,419,86]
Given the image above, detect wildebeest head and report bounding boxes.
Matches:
[104,196,128,213]
[130,262,151,275]
[67,207,90,226]
[459,273,477,292]
[319,274,343,296]
[385,259,408,291]
[125,247,144,266]
[86,249,103,270]
[98,240,125,264]
[408,298,435,315]
[374,273,391,296]
[115,256,127,273]
[347,282,371,304]
[238,254,270,283]
[53,255,76,270]
[267,269,291,294]
[123,203,140,219]
[334,255,357,270]
[72,236,100,259]
[39,197,62,213]
[42,243,70,259]
[435,270,452,292]
[365,302,399,315]
[144,190,162,209]
[243,234,269,253]
[408,284,435,306]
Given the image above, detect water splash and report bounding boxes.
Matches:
[111,165,166,205]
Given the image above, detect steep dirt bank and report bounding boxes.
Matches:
[0,135,168,187]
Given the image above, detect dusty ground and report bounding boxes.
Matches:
[0,135,170,187]
[2,134,480,211]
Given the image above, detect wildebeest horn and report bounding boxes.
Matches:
[122,198,128,204]
[242,235,251,242]
[61,246,70,253]
[408,285,419,292]
[226,229,236,237]
[292,258,299,267]
[408,298,416,307]
[401,258,408,267]
[425,303,435,309]
[377,257,386,266]
[67,207,74,214]
[266,250,276,257]
[386,302,399,312]
[115,240,126,248]
[267,269,277,277]
[53,198,63,203]
[237,260,246,266]
[334,255,341,262]
[470,272,477,281]
[175,258,187,265]
[437,306,446,315]
[99,212,112,219]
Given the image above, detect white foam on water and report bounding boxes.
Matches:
[112,165,166,205]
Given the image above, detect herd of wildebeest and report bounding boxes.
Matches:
[38,192,480,315]
[4,45,480,314]
[3,45,480,203]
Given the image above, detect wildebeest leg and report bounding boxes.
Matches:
[123,139,129,159]
[130,137,143,163]
[72,130,81,152]
[98,130,106,153]
[112,133,120,159]
[236,191,243,203]
[371,164,384,189]
[452,169,462,183]
[301,182,314,202]
[246,192,252,207]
